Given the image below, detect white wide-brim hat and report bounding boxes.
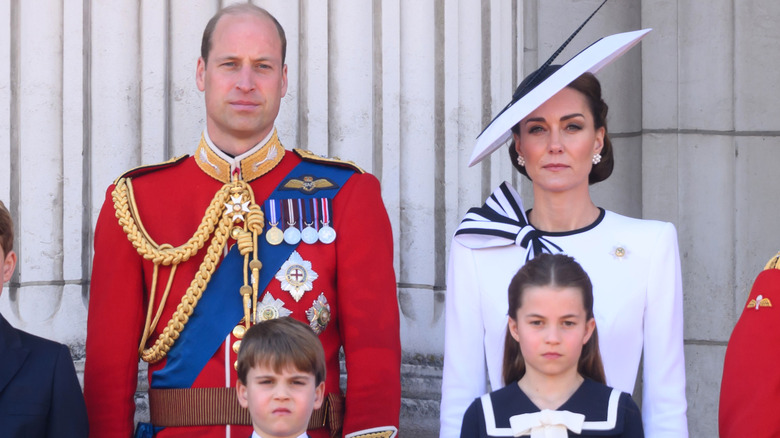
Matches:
[468,28,652,167]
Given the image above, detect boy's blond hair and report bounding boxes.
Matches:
[0,200,13,254]
[237,317,326,385]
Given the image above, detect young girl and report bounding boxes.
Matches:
[459,254,644,437]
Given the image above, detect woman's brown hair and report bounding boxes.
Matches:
[502,253,606,385]
[508,65,614,185]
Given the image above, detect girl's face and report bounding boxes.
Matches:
[508,285,596,380]
[513,87,604,195]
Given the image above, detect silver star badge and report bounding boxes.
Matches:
[275,251,319,302]
[253,292,292,323]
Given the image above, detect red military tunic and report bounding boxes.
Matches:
[719,260,780,437]
[84,131,401,438]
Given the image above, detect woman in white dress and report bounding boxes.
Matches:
[439,31,688,438]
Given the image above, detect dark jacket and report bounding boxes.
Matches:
[0,313,88,437]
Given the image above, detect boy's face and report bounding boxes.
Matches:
[0,246,16,286]
[237,363,325,438]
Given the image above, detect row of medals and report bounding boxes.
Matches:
[266,221,336,246]
[264,198,337,246]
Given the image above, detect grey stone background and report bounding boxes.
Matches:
[2,1,780,436]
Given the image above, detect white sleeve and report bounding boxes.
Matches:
[440,240,488,438]
[641,222,689,437]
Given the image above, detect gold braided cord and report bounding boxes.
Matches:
[113,177,233,266]
[112,176,261,363]
[141,213,233,363]
[764,251,780,270]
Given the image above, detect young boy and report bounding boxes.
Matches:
[236,317,326,438]
[0,200,89,436]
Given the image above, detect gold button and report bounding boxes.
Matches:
[232,325,246,339]
[232,340,242,353]
[615,247,625,257]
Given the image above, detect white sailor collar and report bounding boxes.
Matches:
[480,379,625,437]
[195,127,285,183]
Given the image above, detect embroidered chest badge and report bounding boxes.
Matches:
[747,294,773,310]
[306,293,331,334]
[254,292,293,322]
[275,251,319,301]
[280,175,338,194]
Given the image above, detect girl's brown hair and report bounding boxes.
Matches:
[502,253,606,385]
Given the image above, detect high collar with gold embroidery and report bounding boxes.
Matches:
[195,129,286,183]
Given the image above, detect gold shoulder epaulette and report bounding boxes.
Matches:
[293,148,365,174]
[113,155,189,184]
[764,251,780,270]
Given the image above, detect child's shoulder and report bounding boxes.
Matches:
[568,379,643,436]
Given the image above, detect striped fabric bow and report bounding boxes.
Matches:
[454,182,561,260]
[509,409,585,438]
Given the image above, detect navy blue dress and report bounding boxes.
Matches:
[460,378,644,437]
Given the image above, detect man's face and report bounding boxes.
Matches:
[196,13,288,155]
[236,364,324,438]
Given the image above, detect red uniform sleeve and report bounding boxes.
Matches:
[84,185,146,438]
[333,173,401,435]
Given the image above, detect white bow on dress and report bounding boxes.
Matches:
[509,409,585,438]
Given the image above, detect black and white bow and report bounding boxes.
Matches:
[454,182,562,261]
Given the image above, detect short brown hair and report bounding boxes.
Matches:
[0,200,13,254]
[237,317,325,386]
[502,253,606,385]
[200,3,287,65]
[509,66,614,185]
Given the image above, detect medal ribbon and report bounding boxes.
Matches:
[286,199,296,227]
[298,198,305,230]
[312,198,320,230]
[321,198,331,227]
[268,199,278,225]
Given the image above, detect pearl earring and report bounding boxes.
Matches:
[516,155,526,167]
[592,154,602,165]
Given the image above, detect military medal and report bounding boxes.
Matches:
[301,198,319,244]
[318,198,337,244]
[265,199,284,245]
[275,251,318,301]
[283,199,302,245]
[306,293,331,334]
[254,292,293,322]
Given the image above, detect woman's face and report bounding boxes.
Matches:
[513,87,604,195]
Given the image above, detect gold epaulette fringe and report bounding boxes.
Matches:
[294,148,366,174]
[112,176,264,363]
[764,251,780,270]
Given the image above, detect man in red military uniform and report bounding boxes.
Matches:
[719,254,780,437]
[83,4,401,438]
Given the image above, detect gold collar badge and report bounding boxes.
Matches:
[747,294,773,310]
